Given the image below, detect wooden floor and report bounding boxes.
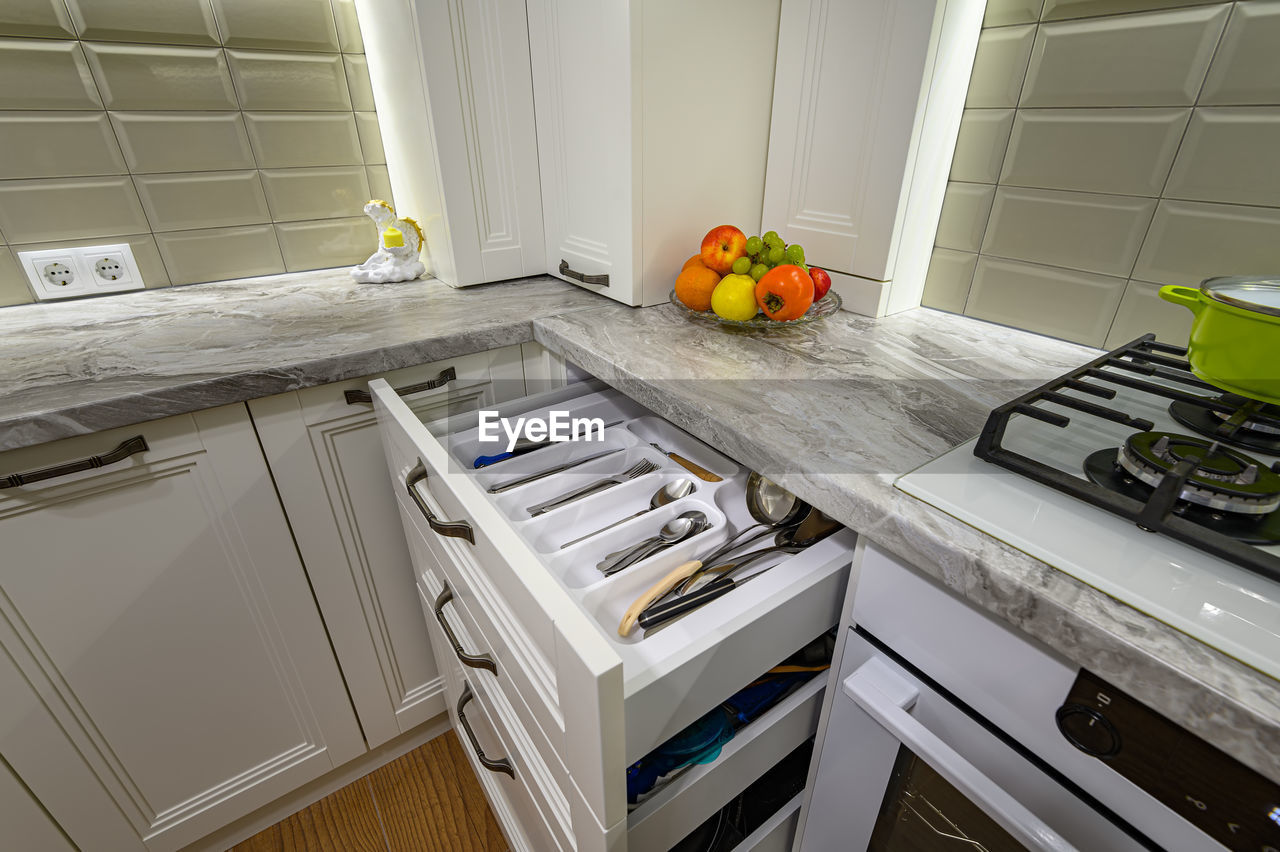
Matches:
[231,732,508,852]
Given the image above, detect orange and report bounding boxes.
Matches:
[682,254,707,271]
[674,265,721,312]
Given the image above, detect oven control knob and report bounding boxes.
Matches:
[1055,703,1121,757]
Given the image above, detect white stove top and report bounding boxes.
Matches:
[897,362,1280,682]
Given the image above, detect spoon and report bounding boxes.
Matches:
[560,479,695,549]
[598,510,708,576]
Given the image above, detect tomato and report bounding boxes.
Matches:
[755,265,814,321]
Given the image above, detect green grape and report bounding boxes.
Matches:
[785,244,805,265]
[767,245,784,265]
[731,256,751,275]
[745,236,763,256]
[749,263,769,282]
[763,230,781,247]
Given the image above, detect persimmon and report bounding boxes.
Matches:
[755,265,814,321]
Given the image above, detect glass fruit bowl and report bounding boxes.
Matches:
[668,288,842,329]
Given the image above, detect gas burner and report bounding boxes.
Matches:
[1084,447,1280,545]
[1169,395,1280,455]
[1116,432,1280,515]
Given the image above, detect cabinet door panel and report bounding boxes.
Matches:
[0,406,362,852]
[528,0,636,300]
[251,348,527,747]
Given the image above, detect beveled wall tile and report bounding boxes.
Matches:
[1041,0,1224,21]
[0,250,33,307]
[244,112,363,167]
[965,25,1036,108]
[67,0,219,46]
[366,165,392,206]
[0,176,149,243]
[0,0,75,38]
[984,0,1044,27]
[136,171,271,231]
[331,0,363,52]
[344,55,375,111]
[261,166,369,221]
[1021,5,1228,107]
[0,39,101,109]
[981,186,1156,276]
[210,0,340,52]
[921,248,977,314]
[110,111,256,173]
[84,43,237,110]
[950,109,1016,183]
[965,256,1127,346]
[934,183,995,252]
[0,112,127,179]
[275,216,374,271]
[1133,200,1280,287]
[1000,108,1190,195]
[1165,108,1280,207]
[227,50,351,111]
[1104,279,1194,349]
[12,232,170,287]
[1201,2,1280,106]
[354,111,384,164]
[155,224,284,285]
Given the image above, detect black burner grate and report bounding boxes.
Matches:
[974,335,1280,583]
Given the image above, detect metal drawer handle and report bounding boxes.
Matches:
[433,584,497,674]
[559,259,609,286]
[405,462,475,545]
[345,366,457,404]
[1,435,148,489]
[457,685,515,778]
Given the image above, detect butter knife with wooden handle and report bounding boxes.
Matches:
[650,442,722,482]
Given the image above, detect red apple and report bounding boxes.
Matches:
[700,225,747,275]
[810,267,832,301]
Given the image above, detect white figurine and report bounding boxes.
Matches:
[351,200,427,283]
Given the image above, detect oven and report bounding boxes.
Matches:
[799,541,1275,852]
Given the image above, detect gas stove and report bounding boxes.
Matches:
[897,335,1280,680]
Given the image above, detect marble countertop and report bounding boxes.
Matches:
[0,269,602,451]
[3,268,1276,781]
[533,302,1280,782]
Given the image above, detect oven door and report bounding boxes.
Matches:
[800,630,1153,852]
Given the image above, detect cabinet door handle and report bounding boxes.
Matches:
[345,366,457,404]
[1,435,148,489]
[457,685,515,778]
[405,462,475,545]
[559,259,609,286]
[433,585,497,674]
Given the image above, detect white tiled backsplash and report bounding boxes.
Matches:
[0,0,390,306]
[923,0,1280,349]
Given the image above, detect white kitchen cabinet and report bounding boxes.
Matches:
[762,0,985,316]
[248,345,534,748]
[355,0,546,287]
[526,0,783,306]
[373,379,854,850]
[0,405,364,852]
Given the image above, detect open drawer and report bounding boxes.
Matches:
[373,378,854,847]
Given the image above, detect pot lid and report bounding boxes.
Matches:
[1201,276,1280,317]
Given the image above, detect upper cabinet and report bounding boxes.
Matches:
[356,0,546,286]
[526,0,782,306]
[763,0,986,316]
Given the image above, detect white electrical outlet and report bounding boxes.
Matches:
[18,244,145,301]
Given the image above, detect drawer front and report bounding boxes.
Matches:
[731,793,802,852]
[297,346,527,425]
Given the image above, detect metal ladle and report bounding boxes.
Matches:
[597,509,708,576]
[560,478,695,549]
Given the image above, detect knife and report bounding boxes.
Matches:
[649,442,722,482]
[485,448,622,493]
[472,419,624,467]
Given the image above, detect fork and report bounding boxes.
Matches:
[526,459,658,516]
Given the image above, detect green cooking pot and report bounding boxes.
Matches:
[1159,276,1280,405]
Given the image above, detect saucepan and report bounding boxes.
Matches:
[1160,276,1280,405]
